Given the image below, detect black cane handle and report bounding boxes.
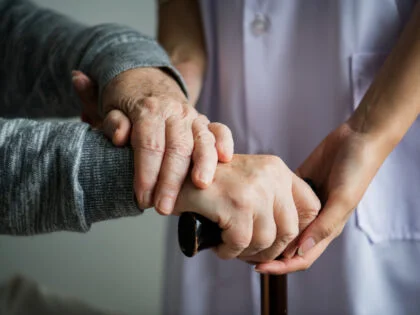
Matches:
[178,178,317,258]
[178,212,222,257]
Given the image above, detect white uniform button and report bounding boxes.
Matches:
[251,13,270,36]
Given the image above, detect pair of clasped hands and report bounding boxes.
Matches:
[73,66,376,275]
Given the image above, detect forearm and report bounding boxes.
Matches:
[157,0,206,102]
[158,0,206,66]
[0,0,186,118]
[349,2,420,152]
[0,118,139,235]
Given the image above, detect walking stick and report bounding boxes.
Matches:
[177,179,316,315]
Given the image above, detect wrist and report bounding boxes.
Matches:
[346,109,402,160]
[168,46,206,76]
[170,53,206,105]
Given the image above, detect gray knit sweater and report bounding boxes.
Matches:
[0,0,186,235]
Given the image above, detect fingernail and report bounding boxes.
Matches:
[297,238,315,256]
[157,197,174,214]
[142,191,152,207]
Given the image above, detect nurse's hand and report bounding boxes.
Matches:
[72,69,234,214]
[255,123,386,274]
[174,154,321,262]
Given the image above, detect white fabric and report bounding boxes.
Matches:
[164,1,420,314]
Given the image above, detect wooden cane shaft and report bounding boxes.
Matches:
[261,274,287,315]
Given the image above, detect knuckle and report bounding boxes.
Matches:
[138,138,165,153]
[217,212,233,231]
[166,100,184,115]
[230,233,252,252]
[210,122,232,136]
[229,187,255,212]
[194,129,216,145]
[298,209,319,226]
[278,229,298,247]
[183,106,198,121]
[118,95,141,118]
[136,179,155,191]
[166,113,194,134]
[263,154,282,166]
[166,139,193,158]
[317,222,338,240]
[260,155,284,175]
[252,231,275,252]
[156,180,182,196]
[158,161,189,185]
[105,109,123,121]
[196,114,210,125]
[131,125,165,153]
[139,139,165,153]
[193,151,217,168]
[257,250,278,263]
[141,97,161,114]
[168,102,195,120]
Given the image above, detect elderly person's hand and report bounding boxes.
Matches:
[72,68,233,214]
[174,154,321,262]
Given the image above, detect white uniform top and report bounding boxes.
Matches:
[164,1,420,314]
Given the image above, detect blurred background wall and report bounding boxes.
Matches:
[0,1,168,314]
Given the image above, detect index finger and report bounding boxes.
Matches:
[131,117,165,209]
[254,236,330,275]
[282,175,322,258]
[154,115,195,215]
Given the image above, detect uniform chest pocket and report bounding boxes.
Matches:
[352,53,420,243]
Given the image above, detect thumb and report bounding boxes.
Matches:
[72,70,101,126]
[295,196,346,258]
[281,174,321,258]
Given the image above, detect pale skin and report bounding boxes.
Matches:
[174,154,321,261]
[74,70,321,261]
[155,0,420,274]
[74,0,420,270]
[72,0,217,215]
[73,65,233,215]
[72,0,328,263]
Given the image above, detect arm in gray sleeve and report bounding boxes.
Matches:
[0,0,187,118]
[0,118,141,235]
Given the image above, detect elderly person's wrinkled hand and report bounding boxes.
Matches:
[72,68,233,214]
[174,154,321,262]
